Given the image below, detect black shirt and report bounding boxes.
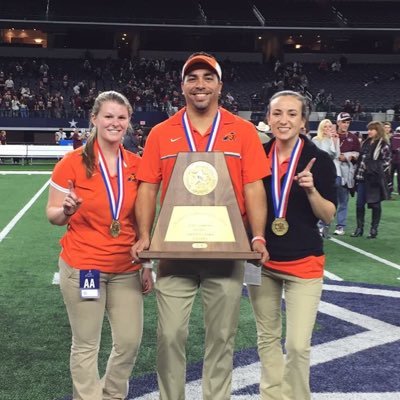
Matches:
[263,135,337,261]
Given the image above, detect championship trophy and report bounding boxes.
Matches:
[139,152,261,260]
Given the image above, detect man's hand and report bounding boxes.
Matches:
[131,237,151,262]
[141,267,154,295]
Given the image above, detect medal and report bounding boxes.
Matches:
[98,145,124,238]
[271,218,289,236]
[110,219,121,237]
[271,138,303,236]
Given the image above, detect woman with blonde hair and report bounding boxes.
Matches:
[312,119,340,238]
[351,121,391,238]
[46,90,153,399]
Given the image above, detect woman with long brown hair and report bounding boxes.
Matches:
[351,120,391,238]
[248,90,336,400]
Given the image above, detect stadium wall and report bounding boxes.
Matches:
[0,47,118,59]
[3,47,400,64]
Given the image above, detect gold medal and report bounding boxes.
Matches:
[271,218,289,236]
[110,219,121,237]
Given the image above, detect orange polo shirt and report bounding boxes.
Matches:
[137,107,269,215]
[50,142,141,273]
[264,147,325,278]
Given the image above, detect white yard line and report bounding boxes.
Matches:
[0,179,50,243]
[323,270,343,281]
[0,171,52,175]
[132,283,400,400]
[330,237,400,271]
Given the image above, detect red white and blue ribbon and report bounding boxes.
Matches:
[98,147,124,222]
[182,110,221,152]
[271,138,303,219]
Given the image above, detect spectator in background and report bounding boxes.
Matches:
[71,128,83,149]
[11,95,20,117]
[312,119,340,238]
[353,100,362,120]
[334,112,360,236]
[352,121,391,238]
[384,122,393,138]
[19,99,29,117]
[5,76,14,91]
[122,124,144,154]
[0,130,6,144]
[383,122,393,194]
[255,120,271,145]
[0,70,5,91]
[342,99,354,115]
[0,130,6,164]
[55,128,66,144]
[390,126,400,196]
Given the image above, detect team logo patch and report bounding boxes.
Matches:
[223,132,236,141]
[128,173,137,182]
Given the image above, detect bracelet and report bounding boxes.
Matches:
[251,236,266,245]
[141,262,153,269]
[63,208,75,217]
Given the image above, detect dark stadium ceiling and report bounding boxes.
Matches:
[1,0,399,33]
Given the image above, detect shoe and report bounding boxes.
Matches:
[367,228,378,239]
[351,228,363,237]
[322,226,331,239]
[334,226,345,236]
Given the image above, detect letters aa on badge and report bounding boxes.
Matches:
[79,270,100,299]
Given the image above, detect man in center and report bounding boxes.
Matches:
[131,52,269,400]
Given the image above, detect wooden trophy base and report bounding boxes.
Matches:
[139,250,261,260]
[139,152,261,261]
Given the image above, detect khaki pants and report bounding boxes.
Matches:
[155,259,244,400]
[248,268,322,400]
[59,258,143,400]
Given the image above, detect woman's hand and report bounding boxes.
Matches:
[294,158,316,194]
[63,180,83,216]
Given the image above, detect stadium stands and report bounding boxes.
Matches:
[1,55,400,124]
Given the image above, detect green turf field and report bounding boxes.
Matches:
[0,170,399,400]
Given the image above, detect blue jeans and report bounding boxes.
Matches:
[336,176,349,228]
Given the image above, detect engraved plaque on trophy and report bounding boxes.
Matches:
[139,152,261,260]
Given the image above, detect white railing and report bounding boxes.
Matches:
[0,145,73,164]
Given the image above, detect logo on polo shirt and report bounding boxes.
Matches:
[223,132,236,141]
[128,173,137,182]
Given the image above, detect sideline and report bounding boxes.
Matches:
[0,179,50,243]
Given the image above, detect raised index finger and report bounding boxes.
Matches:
[303,158,316,173]
[67,179,75,193]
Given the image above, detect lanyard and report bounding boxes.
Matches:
[97,146,124,223]
[271,138,303,219]
[182,110,221,151]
